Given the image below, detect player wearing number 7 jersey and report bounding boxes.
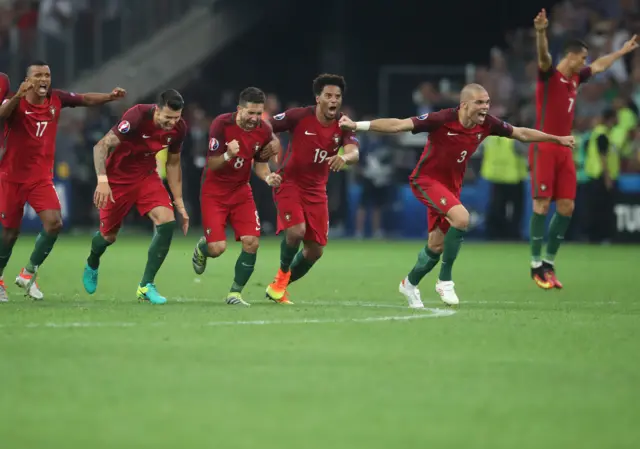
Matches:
[192,87,282,306]
[528,9,640,290]
[340,84,574,308]
[265,74,360,304]
[0,60,125,302]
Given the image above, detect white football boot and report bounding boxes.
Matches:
[399,278,425,309]
[435,280,459,306]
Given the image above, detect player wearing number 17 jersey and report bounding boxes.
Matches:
[0,61,125,302]
[340,84,574,307]
[529,9,639,290]
[191,87,281,306]
[265,74,360,304]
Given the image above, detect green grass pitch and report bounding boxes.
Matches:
[1,235,639,448]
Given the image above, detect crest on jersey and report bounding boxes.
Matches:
[417,113,429,120]
[440,197,447,206]
[477,133,482,141]
[273,112,285,120]
[167,137,172,144]
[333,134,340,144]
[285,213,291,222]
[118,120,131,134]
[50,106,56,117]
[209,138,219,152]
[540,184,547,191]
[254,143,261,153]
[206,228,211,235]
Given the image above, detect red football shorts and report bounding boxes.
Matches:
[0,178,61,228]
[99,176,172,234]
[274,184,329,246]
[201,186,261,243]
[529,143,577,200]
[410,177,461,234]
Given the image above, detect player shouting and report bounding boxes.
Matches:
[0,61,125,301]
[82,89,189,305]
[265,74,360,304]
[191,87,281,306]
[340,84,574,307]
[528,9,639,289]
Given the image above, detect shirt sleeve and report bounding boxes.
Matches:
[169,121,187,154]
[486,114,514,137]
[341,129,360,148]
[596,134,609,155]
[53,89,85,108]
[0,73,9,103]
[270,107,306,133]
[208,116,227,157]
[579,67,593,85]
[410,110,450,134]
[538,64,556,81]
[110,106,144,140]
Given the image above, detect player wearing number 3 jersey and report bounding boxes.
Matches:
[265,74,360,305]
[340,83,574,308]
[0,60,125,302]
[192,87,281,306]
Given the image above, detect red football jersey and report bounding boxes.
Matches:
[108,104,187,185]
[0,72,9,150]
[202,112,272,196]
[536,66,591,137]
[271,106,359,197]
[410,108,514,193]
[1,89,84,183]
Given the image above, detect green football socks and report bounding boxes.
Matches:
[26,231,58,273]
[140,221,175,286]
[289,251,315,284]
[230,250,257,293]
[439,227,466,282]
[545,213,571,263]
[87,232,112,269]
[279,237,300,272]
[407,246,441,286]
[529,212,546,265]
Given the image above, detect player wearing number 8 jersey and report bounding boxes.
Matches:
[340,84,574,307]
[265,74,360,304]
[0,61,125,302]
[192,87,281,306]
[528,9,640,290]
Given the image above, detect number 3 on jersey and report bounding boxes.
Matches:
[457,150,468,163]
[35,121,48,138]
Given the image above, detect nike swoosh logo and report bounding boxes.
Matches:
[305,131,316,135]
[447,132,458,136]
[560,78,570,83]
[142,135,151,139]
[25,111,35,115]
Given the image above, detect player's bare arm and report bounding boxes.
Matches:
[339,115,415,133]
[208,139,240,171]
[534,9,552,71]
[328,143,359,172]
[79,87,127,106]
[166,152,189,235]
[0,80,33,118]
[590,35,639,74]
[511,127,575,149]
[259,134,281,161]
[92,130,120,209]
[253,161,281,187]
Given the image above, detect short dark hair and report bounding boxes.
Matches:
[238,87,266,106]
[157,89,184,111]
[564,39,589,55]
[26,60,49,75]
[312,74,346,96]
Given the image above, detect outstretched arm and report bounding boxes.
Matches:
[534,9,553,72]
[357,118,415,133]
[590,34,639,75]
[80,87,126,106]
[511,126,574,148]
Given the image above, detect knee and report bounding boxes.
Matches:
[533,198,551,215]
[556,199,575,216]
[208,241,226,257]
[241,236,260,254]
[427,241,444,253]
[286,224,306,244]
[102,232,118,244]
[302,244,323,262]
[2,229,20,246]
[448,206,470,230]
[43,218,63,235]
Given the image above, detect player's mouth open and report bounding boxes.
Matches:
[38,85,47,94]
[478,111,487,118]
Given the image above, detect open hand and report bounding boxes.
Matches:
[94,181,114,209]
[327,154,347,171]
[265,173,282,187]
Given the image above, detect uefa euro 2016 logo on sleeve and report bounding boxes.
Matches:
[273,113,285,120]
[209,138,219,152]
[417,113,429,120]
[118,120,130,134]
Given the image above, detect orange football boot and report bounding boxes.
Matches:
[265,269,294,304]
[531,265,553,290]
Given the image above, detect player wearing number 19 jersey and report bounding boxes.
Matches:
[340,84,574,307]
[192,87,281,306]
[265,74,360,304]
[529,9,639,290]
[0,61,125,302]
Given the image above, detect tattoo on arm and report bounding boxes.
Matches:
[94,130,120,176]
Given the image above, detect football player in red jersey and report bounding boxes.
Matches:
[82,89,189,305]
[529,9,638,289]
[192,87,281,306]
[340,84,574,307]
[265,74,360,305]
[0,61,125,302]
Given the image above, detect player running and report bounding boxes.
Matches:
[340,84,574,307]
[82,89,189,305]
[264,74,360,304]
[191,87,282,306]
[0,61,125,301]
[529,9,639,289]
